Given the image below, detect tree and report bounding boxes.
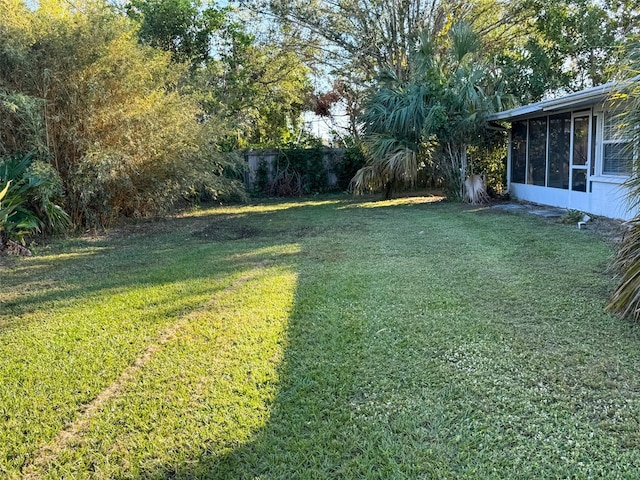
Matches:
[198,34,313,148]
[0,0,244,226]
[126,0,313,148]
[264,0,528,80]
[498,0,640,103]
[125,0,228,68]
[353,22,509,200]
[242,0,530,136]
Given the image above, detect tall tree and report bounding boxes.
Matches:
[126,0,228,68]
[0,0,243,226]
[127,0,313,147]
[196,25,313,148]
[262,0,528,81]
[499,0,640,103]
[353,22,509,200]
[240,0,532,137]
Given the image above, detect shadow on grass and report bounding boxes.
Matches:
[11,194,616,477]
[132,196,629,479]
[138,240,375,479]
[136,199,462,479]
[0,198,370,331]
[165,283,374,479]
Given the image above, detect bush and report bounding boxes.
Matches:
[0,0,245,227]
[0,153,70,247]
[254,159,270,195]
[267,166,304,197]
[278,147,328,194]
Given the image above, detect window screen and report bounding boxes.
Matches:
[511,121,527,184]
[528,118,547,186]
[547,113,570,189]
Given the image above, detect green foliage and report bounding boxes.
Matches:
[0,153,70,244]
[277,147,328,194]
[0,90,47,157]
[559,209,585,224]
[132,2,316,150]
[498,0,639,102]
[0,181,18,240]
[126,0,227,67]
[265,0,529,83]
[256,147,330,197]
[354,21,509,200]
[607,37,640,321]
[467,131,508,196]
[610,217,640,320]
[253,159,270,195]
[336,144,367,191]
[199,42,312,149]
[0,0,245,227]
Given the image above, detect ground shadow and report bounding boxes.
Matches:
[0,197,370,331]
[136,196,461,479]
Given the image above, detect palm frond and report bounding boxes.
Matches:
[448,21,481,64]
[610,219,640,320]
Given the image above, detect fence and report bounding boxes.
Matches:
[244,148,346,192]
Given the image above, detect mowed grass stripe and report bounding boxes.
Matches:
[28,263,297,479]
[3,196,640,478]
[0,235,286,476]
[22,260,278,478]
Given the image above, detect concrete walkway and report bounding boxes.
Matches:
[489,201,627,242]
[490,202,566,218]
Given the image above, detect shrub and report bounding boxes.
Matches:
[0,153,70,248]
[254,159,270,195]
[560,209,584,224]
[267,166,304,197]
[336,145,366,191]
[0,0,245,227]
[278,146,328,194]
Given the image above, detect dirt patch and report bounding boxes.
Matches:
[192,219,355,242]
[576,216,629,244]
[195,223,264,241]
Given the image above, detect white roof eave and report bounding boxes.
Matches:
[487,78,638,123]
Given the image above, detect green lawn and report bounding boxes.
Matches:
[2,195,640,479]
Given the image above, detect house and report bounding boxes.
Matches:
[488,80,637,220]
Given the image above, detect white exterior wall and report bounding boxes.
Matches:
[509,180,634,220]
[506,103,637,220]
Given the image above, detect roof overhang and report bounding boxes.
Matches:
[488,77,639,123]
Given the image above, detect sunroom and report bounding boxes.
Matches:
[488,81,637,220]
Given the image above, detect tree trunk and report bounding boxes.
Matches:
[384,181,394,200]
[459,144,468,200]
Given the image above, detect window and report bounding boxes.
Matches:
[528,118,547,186]
[547,113,570,189]
[511,121,526,184]
[603,112,633,176]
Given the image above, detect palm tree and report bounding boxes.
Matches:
[352,82,431,198]
[608,41,640,320]
[352,21,509,201]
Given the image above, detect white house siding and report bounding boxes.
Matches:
[489,80,640,221]
[509,180,634,220]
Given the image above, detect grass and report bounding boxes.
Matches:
[2,194,640,478]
